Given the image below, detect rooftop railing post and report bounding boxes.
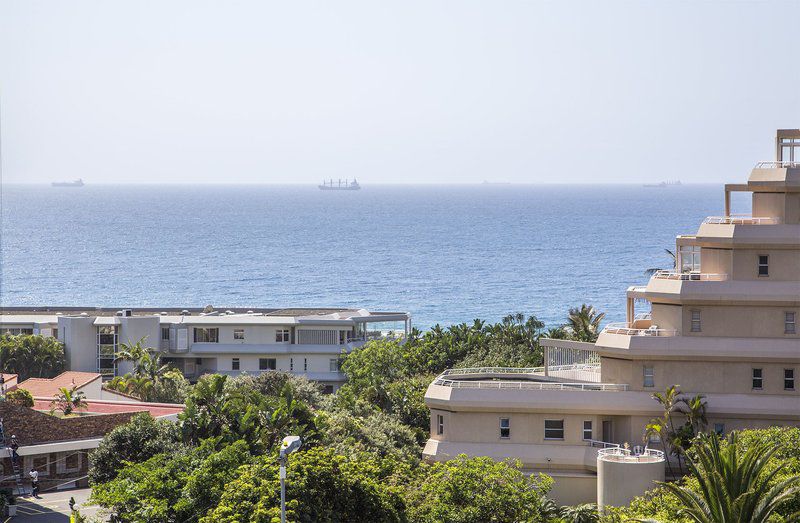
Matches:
[724,189,731,218]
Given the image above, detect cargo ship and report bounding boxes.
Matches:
[318,178,360,191]
[52,178,85,187]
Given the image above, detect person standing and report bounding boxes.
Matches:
[9,435,19,466]
[29,468,39,497]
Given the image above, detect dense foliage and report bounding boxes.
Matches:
[106,338,190,403]
[0,334,65,380]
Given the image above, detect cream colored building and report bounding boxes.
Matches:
[424,129,800,506]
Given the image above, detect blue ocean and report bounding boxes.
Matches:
[0,184,749,330]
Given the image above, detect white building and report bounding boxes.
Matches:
[0,306,411,392]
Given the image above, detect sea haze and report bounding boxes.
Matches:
[0,184,750,330]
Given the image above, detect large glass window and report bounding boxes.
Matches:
[276,329,290,343]
[234,329,245,340]
[194,328,219,343]
[232,358,240,371]
[97,325,118,377]
[437,415,444,435]
[544,419,564,440]
[161,327,170,341]
[259,358,276,371]
[679,246,701,273]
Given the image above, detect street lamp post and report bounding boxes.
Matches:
[279,435,302,523]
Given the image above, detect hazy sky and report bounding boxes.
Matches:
[1,1,799,184]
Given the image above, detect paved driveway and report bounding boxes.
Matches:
[6,488,102,522]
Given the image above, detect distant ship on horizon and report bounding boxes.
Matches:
[52,178,84,187]
[319,178,360,191]
[643,180,681,188]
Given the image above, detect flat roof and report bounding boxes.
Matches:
[0,306,410,325]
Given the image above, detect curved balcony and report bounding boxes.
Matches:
[432,367,628,391]
[651,270,728,281]
[602,322,677,337]
[703,214,778,225]
[598,447,664,463]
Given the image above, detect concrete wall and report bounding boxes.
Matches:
[58,317,97,373]
[680,305,799,338]
[597,455,664,510]
[731,248,800,281]
[547,473,598,506]
[601,357,797,395]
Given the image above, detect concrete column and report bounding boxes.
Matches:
[724,189,731,217]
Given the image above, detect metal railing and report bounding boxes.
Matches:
[633,312,652,320]
[652,270,728,281]
[432,376,628,392]
[703,215,778,225]
[586,439,621,449]
[439,364,599,378]
[755,161,800,169]
[602,322,677,337]
[597,447,665,463]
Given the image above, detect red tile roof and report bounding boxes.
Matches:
[32,398,184,418]
[18,371,102,397]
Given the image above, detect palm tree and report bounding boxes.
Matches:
[50,386,88,416]
[650,432,800,523]
[645,385,683,477]
[644,249,677,276]
[566,305,605,342]
[678,394,708,435]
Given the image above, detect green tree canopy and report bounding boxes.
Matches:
[0,334,65,380]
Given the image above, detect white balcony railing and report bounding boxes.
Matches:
[432,376,628,392]
[597,447,665,463]
[602,322,677,337]
[703,215,778,225]
[755,161,800,169]
[652,270,728,281]
[439,364,599,378]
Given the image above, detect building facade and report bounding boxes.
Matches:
[0,306,411,392]
[424,129,800,505]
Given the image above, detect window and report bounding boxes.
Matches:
[323,385,335,394]
[499,418,511,439]
[544,419,564,440]
[329,358,340,372]
[161,327,170,341]
[583,420,593,441]
[1,328,34,336]
[259,358,276,371]
[786,313,796,334]
[290,358,294,371]
[234,329,245,340]
[785,369,795,390]
[752,368,763,389]
[679,245,701,273]
[758,255,769,277]
[276,329,290,343]
[714,423,725,436]
[232,358,240,371]
[52,328,58,339]
[643,365,655,388]
[194,328,219,343]
[690,310,701,332]
[437,415,444,435]
[304,358,308,371]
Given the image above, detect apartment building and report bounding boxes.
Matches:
[0,306,411,392]
[423,129,800,506]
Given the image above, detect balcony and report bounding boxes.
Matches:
[755,161,800,169]
[432,367,628,392]
[651,270,728,281]
[703,214,778,225]
[602,322,677,337]
[597,447,664,464]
